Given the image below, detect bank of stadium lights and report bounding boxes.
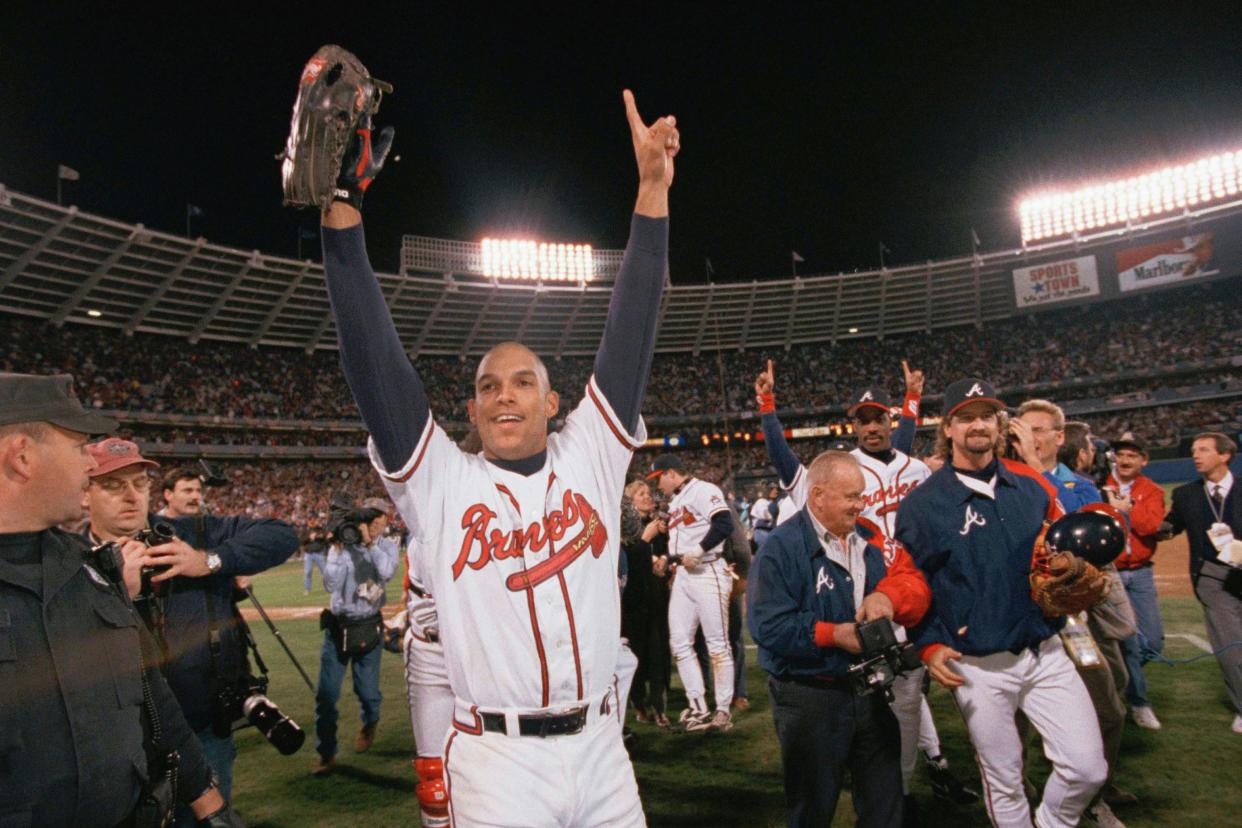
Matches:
[1019,149,1242,244]
[480,238,595,283]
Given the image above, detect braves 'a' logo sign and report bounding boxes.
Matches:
[452,489,608,591]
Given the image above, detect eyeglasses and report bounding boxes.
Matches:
[95,476,152,493]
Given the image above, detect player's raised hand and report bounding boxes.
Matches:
[755,359,776,396]
[926,646,965,688]
[902,360,925,396]
[623,89,678,190]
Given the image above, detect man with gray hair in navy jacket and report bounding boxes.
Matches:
[749,450,931,828]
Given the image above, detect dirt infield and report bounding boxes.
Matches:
[1153,535,1193,597]
[238,604,406,622]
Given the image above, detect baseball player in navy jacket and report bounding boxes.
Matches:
[895,378,1107,828]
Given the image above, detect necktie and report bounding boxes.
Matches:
[1212,485,1225,511]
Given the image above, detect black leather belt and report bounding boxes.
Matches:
[479,707,588,738]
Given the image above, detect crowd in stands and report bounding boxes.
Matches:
[5,280,1241,423]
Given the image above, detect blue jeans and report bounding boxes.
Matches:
[173,727,236,827]
[304,552,327,592]
[1118,566,1164,707]
[314,630,383,758]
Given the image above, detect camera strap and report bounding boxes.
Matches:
[195,515,230,697]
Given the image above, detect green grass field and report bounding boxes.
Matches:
[230,560,1241,827]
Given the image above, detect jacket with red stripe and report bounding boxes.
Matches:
[1105,473,1166,569]
[747,509,930,679]
[895,458,1066,657]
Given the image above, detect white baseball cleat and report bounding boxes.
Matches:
[1086,800,1127,828]
[679,709,713,732]
[1232,714,1242,734]
[1129,706,1161,731]
[709,710,733,732]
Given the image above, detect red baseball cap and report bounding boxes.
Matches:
[87,438,160,477]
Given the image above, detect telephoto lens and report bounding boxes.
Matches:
[242,695,306,755]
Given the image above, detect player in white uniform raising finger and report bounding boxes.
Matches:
[318,84,678,826]
[648,454,737,731]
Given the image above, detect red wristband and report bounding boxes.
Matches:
[757,392,776,414]
[902,392,921,420]
[814,621,836,648]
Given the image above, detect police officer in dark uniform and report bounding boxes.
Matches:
[0,372,242,827]
[747,450,931,828]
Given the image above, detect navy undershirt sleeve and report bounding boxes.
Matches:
[762,412,802,486]
[322,224,428,472]
[893,414,916,455]
[700,509,736,552]
[593,214,668,434]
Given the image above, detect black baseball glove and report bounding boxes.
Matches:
[279,44,393,211]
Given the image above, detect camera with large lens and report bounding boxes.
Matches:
[846,619,922,702]
[325,492,382,546]
[214,672,305,755]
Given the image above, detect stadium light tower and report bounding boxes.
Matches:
[1018,148,1242,244]
[480,237,595,283]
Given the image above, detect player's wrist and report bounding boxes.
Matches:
[757,391,776,414]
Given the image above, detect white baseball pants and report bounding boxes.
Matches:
[668,558,734,712]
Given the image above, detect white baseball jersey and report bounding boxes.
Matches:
[667,477,731,561]
[371,376,643,711]
[776,448,931,538]
[749,496,774,529]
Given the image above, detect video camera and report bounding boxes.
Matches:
[325,491,383,546]
[846,619,922,702]
[1089,437,1115,490]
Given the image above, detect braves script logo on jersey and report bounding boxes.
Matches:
[452,489,608,591]
[959,505,987,535]
[668,507,696,527]
[862,479,919,518]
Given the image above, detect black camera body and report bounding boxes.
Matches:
[86,521,178,598]
[846,619,922,702]
[214,672,305,756]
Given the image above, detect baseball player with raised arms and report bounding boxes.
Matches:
[754,360,976,808]
[318,89,678,826]
[760,359,923,532]
[895,378,1107,828]
[647,454,737,731]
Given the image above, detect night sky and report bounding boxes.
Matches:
[5,3,1242,281]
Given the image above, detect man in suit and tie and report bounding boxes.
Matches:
[1164,431,1242,734]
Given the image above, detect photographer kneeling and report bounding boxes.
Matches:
[748,451,931,828]
[312,497,400,775]
[83,441,298,827]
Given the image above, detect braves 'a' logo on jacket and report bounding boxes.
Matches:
[452,488,608,590]
[959,505,987,535]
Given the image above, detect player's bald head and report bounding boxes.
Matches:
[476,341,551,394]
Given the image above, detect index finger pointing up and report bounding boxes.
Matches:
[767,358,774,378]
[622,89,645,141]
